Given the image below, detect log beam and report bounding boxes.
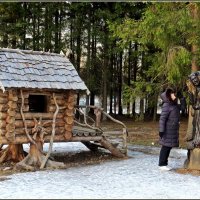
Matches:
[99,136,126,158]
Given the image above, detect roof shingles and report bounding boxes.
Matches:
[0,48,89,93]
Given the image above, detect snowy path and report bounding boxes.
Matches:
[0,143,199,199]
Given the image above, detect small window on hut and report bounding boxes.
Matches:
[28,95,48,113]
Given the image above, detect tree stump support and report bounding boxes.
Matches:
[0,144,26,164]
[99,136,126,158]
[15,137,65,171]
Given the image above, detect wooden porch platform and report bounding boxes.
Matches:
[72,126,102,137]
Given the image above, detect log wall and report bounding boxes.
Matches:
[0,89,77,144]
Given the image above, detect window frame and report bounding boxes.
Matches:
[28,93,49,113]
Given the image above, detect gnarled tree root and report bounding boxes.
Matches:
[15,143,65,171]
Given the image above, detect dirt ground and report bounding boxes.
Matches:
[101,117,200,176]
[0,116,198,177]
[101,115,189,148]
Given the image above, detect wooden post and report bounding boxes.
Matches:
[94,107,101,128]
[122,128,128,155]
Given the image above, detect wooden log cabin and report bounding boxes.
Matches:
[0,48,91,145]
[0,48,127,169]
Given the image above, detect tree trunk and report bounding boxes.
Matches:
[127,42,132,116]
[114,92,117,115]
[32,5,36,51]
[109,89,113,114]
[102,26,109,120]
[153,93,159,121]
[54,5,59,53]
[132,42,138,117]
[139,98,144,121]
[0,144,25,164]
[21,2,27,50]
[118,51,123,115]
[132,102,136,118]
[36,4,41,51]
[44,4,53,52]
[89,92,95,115]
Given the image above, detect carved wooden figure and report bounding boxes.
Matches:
[185,71,200,170]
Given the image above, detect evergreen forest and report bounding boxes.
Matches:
[0,2,199,121]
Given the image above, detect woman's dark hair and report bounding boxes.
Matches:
[166,87,176,101]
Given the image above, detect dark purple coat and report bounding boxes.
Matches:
[159,91,180,147]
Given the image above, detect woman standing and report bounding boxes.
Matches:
[158,87,180,171]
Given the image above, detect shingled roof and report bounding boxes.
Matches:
[0,48,89,93]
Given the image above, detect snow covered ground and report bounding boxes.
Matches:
[0,142,199,199]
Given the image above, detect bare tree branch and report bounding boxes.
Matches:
[20,90,36,145]
[40,93,59,169]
